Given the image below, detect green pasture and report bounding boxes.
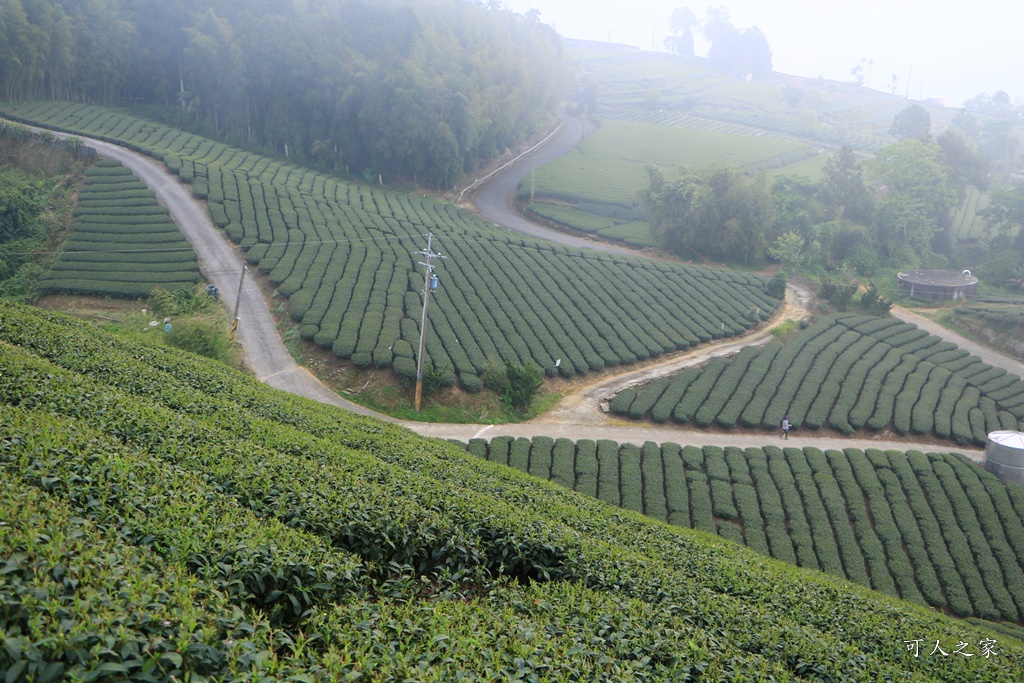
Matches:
[566,44,922,155]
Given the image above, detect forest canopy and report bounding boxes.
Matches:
[0,0,571,188]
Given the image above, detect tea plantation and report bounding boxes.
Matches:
[2,300,1022,680]
[612,313,1024,444]
[0,103,779,389]
[466,436,1024,631]
[38,157,200,297]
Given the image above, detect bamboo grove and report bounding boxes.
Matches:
[1,102,780,388]
[2,301,1022,680]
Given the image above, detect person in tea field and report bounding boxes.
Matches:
[781,414,790,439]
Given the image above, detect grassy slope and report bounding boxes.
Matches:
[1,299,1022,681]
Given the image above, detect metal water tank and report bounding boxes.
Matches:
[984,431,1024,486]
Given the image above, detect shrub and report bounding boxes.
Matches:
[165,319,230,362]
[503,361,543,414]
[482,359,508,393]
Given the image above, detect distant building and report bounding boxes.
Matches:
[897,269,978,302]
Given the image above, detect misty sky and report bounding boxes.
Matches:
[505,0,1022,107]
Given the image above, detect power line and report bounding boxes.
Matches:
[3,231,433,257]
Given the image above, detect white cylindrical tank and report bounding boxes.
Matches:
[984,431,1024,486]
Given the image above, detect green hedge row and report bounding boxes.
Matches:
[613,313,1022,446]
[40,157,199,297]
[467,434,1024,625]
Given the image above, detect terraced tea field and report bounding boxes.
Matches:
[612,313,1024,444]
[4,301,1021,679]
[1,102,779,388]
[468,436,1024,629]
[522,119,819,244]
[40,158,199,297]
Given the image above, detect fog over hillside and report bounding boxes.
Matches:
[506,0,1023,107]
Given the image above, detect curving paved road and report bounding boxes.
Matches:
[38,120,1024,462]
[462,111,631,255]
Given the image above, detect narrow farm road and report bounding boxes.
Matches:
[37,123,992,462]
[461,110,632,255]
[891,305,1024,379]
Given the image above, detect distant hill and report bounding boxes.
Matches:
[1,300,1022,680]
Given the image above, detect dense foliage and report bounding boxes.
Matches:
[0,0,570,187]
[468,436,1024,630]
[612,312,1024,444]
[2,301,1022,680]
[38,157,200,297]
[1,103,780,389]
[0,120,83,300]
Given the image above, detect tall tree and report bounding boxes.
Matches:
[819,146,873,225]
[665,7,697,57]
[890,104,931,139]
[866,138,958,257]
[642,164,769,264]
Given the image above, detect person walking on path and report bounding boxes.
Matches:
[781,414,790,439]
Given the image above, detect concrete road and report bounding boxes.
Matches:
[64,134,388,421]
[892,305,1024,379]
[463,111,632,255]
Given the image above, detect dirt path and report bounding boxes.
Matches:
[532,282,814,425]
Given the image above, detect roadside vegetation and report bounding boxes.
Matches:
[0,120,84,301]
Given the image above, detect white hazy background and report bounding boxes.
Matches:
[504,0,1022,107]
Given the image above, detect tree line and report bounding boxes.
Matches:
[0,0,571,188]
[641,103,1024,289]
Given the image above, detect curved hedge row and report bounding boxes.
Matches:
[38,158,199,296]
[4,102,780,388]
[614,313,1024,445]
[5,301,1019,680]
[467,435,1024,626]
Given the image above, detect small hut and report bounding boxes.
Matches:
[984,431,1024,486]
[897,269,978,302]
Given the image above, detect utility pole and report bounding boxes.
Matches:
[530,156,536,204]
[229,265,247,344]
[413,233,446,412]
